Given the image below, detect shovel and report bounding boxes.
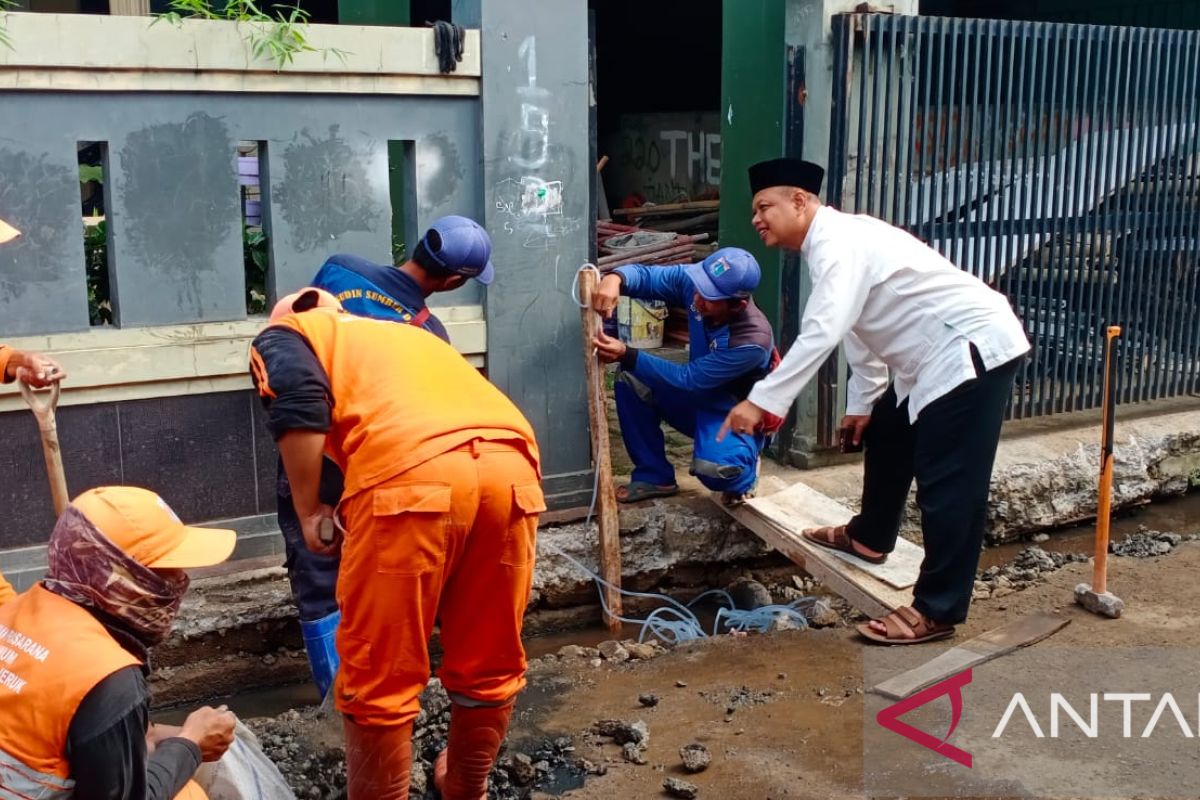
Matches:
[20,380,70,517]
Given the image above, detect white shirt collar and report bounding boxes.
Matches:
[800,205,832,260]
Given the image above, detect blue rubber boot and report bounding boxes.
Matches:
[300,610,341,699]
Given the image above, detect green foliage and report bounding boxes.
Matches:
[83,221,113,326]
[82,221,271,322]
[156,1,348,71]
[244,225,269,315]
[79,164,104,185]
[0,0,16,53]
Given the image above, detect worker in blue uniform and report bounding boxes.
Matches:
[276,215,497,699]
[591,247,778,506]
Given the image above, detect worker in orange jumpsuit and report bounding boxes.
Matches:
[0,486,238,800]
[249,289,544,800]
[0,343,68,605]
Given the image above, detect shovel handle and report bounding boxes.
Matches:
[1093,326,1121,594]
[19,380,60,428]
[20,380,69,517]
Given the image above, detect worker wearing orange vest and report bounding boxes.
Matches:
[250,289,544,800]
[0,486,238,800]
[0,343,68,605]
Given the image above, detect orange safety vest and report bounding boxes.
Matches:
[257,309,542,498]
[0,585,207,800]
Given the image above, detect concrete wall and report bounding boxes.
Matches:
[0,9,595,558]
[464,0,596,509]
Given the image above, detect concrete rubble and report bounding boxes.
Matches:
[799,406,1200,544]
[249,675,589,800]
[973,532,1200,601]
[664,776,700,798]
[679,742,712,773]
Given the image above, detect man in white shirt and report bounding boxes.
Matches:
[721,157,1030,645]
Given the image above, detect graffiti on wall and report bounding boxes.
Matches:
[493,35,581,249]
[603,112,722,205]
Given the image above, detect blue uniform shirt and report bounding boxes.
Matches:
[614,263,774,405]
[311,253,450,343]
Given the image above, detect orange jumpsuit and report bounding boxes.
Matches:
[250,309,544,726]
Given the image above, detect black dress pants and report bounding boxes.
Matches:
[846,347,1023,624]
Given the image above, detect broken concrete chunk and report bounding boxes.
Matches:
[621,742,647,764]
[807,602,841,628]
[501,752,537,786]
[767,613,804,633]
[638,692,660,708]
[625,642,658,660]
[557,644,588,659]
[410,762,429,795]
[679,743,712,773]
[597,640,631,662]
[592,719,649,747]
[579,758,607,776]
[664,777,700,798]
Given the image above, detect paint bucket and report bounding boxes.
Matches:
[617,297,669,349]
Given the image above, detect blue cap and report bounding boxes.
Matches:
[420,215,495,285]
[684,248,762,301]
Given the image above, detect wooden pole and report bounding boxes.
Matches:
[577,267,624,632]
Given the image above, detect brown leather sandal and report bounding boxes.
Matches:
[801,525,889,565]
[856,606,956,645]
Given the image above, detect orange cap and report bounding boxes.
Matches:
[269,287,342,322]
[0,217,20,245]
[71,487,236,569]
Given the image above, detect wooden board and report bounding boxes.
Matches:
[719,494,913,620]
[871,612,1071,700]
[750,482,923,590]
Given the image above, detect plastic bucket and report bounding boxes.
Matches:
[617,297,669,349]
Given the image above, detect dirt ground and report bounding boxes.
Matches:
[247,499,1200,800]
[502,538,1200,800]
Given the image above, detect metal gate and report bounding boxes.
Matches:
[826,13,1200,423]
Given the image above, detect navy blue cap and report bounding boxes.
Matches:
[420,216,495,285]
[685,248,762,301]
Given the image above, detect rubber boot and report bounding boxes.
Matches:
[299,610,340,699]
[343,717,414,800]
[432,700,515,800]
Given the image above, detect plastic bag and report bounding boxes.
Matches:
[193,719,296,800]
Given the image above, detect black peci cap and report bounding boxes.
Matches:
[748,158,825,196]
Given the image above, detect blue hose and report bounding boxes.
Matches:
[542,542,831,646]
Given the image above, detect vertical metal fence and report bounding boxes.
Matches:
[827,14,1200,422]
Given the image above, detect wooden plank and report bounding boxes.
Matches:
[109,0,151,15]
[577,268,623,632]
[752,482,922,590]
[871,612,1071,700]
[720,497,912,619]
